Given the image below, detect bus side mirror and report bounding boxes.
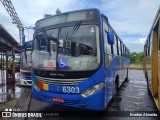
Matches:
[107,32,114,44]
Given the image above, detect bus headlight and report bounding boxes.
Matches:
[81,82,105,97]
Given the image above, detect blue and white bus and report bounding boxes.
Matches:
[32,8,130,110]
[20,40,33,86]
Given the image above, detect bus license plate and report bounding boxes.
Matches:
[53,97,64,103]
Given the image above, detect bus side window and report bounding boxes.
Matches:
[126,48,128,58]
[148,44,150,56]
[111,44,114,55]
[105,31,111,54]
[127,50,129,58]
[123,44,125,57]
[150,32,153,56]
[116,36,119,56]
[122,44,125,57]
[146,39,148,56]
[125,47,127,57]
[39,39,46,50]
[118,39,121,56]
[112,35,118,56]
[150,44,152,56]
[123,46,125,57]
[103,20,112,68]
[126,50,128,58]
[120,42,123,57]
[103,21,109,54]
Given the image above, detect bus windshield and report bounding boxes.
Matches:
[20,49,32,70]
[32,24,100,71]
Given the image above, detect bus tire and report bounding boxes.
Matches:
[145,71,150,91]
[112,77,119,102]
[145,71,152,95]
[114,77,119,95]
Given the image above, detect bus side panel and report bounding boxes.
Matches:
[158,20,160,110]
[119,57,130,87]
[118,56,123,87]
[120,57,126,85]
[146,57,152,93]
[158,54,160,110]
[152,30,158,97]
[104,56,130,108]
[104,56,119,107]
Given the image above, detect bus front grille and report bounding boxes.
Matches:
[36,76,86,86]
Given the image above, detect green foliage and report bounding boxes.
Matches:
[15,58,20,62]
[44,14,52,18]
[56,8,61,14]
[130,52,144,64]
[43,8,61,18]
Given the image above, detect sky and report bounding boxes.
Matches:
[0,0,159,52]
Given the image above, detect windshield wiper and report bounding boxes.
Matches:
[67,21,81,41]
[40,29,51,53]
[62,21,81,55]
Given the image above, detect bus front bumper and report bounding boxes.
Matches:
[32,84,105,110]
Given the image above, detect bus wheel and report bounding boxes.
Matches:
[146,72,150,91]
[114,80,118,95]
[145,71,152,95]
[111,78,118,102]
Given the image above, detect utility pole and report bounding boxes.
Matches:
[0,0,24,45]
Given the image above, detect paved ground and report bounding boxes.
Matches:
[0,70,159,120]
[0,71,21,112]
[107,70,158,111]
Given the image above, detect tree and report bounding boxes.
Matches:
[56,8,61,14]
[43,8,61,18]
[138,52,144,63]
[44,14,52,18]
[130,52,144,64]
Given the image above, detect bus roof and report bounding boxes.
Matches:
[36,8,100,26]
[35,8,129,52]
[35,8,100,26]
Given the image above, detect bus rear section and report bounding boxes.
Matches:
[20,40,33,86]
[32,9,130,110]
